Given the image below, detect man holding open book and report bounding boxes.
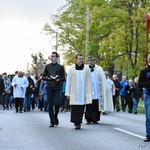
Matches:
[43,52,65,127]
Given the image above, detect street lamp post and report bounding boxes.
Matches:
[56,32,58,52]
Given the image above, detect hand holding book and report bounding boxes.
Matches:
[50,75,60,80]
[47,75,60,82]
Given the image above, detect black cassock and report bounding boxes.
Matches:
[85,99,101,123]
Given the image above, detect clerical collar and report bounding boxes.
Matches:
[75,63,84,70]
[89,65,95,68]
[89,65,95,72]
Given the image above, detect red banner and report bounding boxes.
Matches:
[146,14,150,65]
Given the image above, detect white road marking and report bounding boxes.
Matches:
[114,128,145,139]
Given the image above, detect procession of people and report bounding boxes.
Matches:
[0,51,149,142]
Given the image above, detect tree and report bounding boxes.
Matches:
[31,51,47,76]
[43,0,150,78]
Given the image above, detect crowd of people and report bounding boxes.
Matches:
[0,53,144,117]
[0,71,68,113]
[0,51,149,142]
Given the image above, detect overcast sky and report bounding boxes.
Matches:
[0,0,67,74]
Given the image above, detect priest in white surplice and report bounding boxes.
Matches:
[85,57,102,124]
[12,71,29,113]
[65,54,92,129]
[85,57,113,123]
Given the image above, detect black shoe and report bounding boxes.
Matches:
[24,109,26,112]
[86,121,91,124]
[117,109,120,112]
[92,121,98,124]
[16,110,18,113]
[74,123,81,129]
[54,119,59,126]
[128,111,133,113]
[134,112,137,114]
[103,112,107,115]
[49,124,54,127]
[144,138,150,142]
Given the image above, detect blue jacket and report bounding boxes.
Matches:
[61,81,66,93]
[120,80,129,96]
[39,80,47,95]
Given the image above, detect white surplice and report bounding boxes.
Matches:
[65,64,92,105]
[91,65,114,112]
[90,71,99,100]
[106,78,116,96]
[12,76,29,98]
[75,70,86,105]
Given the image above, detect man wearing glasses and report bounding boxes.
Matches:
[43,52,65,127]
[85,57,112,124]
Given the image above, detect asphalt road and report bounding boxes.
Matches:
[0,108,150,150]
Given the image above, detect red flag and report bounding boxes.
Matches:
[146,14,150,65]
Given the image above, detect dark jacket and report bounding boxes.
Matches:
[42,63,65,87]
[113,79,120,96]
[138,65,150,95]
[125,84,133,98]
[34,78,41,96]
[132,83,143,99]
[26,77,34,95]
[0,77,5,95]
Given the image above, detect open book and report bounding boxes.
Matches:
[50,75,60,79]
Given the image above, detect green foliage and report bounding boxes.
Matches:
[43,0,150,78]
[31,51,47,76]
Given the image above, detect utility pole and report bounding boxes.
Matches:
[85,6,89,63]
[56,32,58,52]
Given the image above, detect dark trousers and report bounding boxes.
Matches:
[85,100,101,122]
[120,95,127,111]
[31,95,35,110]
[15,98,24,112]
[127,95,133,112]
[0,94,3,105]
[60,92,69,110]
[113,95,120,110]
[46,86,61,124]
[70,105,85,124]
[3,93,10,109]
